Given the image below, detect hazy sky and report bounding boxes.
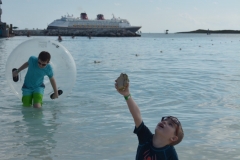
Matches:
[1,0,240,33]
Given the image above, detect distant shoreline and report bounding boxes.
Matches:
[176,29,240,34]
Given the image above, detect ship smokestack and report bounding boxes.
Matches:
[80,13,88,20]
[97,14,104,20]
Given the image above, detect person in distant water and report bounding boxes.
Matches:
[58,35,62,41]
[12,51,59,108]
[27,31,30,37]
[115,78,184,160]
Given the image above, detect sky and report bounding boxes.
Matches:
[1,0,240,33]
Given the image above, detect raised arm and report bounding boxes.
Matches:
[12,62,29,77]
[49,77,58,99]
[115,82,143,128]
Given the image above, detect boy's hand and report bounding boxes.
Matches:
[115,80,130,96]
[51,92,59,99]
[12,70,18,77]
[116,73,129,91]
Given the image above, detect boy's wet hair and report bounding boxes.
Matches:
[171,124,184,146]
[38,51,51,62]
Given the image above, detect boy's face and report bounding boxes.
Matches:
[38,59,49,68]
[155,117,179,143]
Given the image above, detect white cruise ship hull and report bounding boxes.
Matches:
[47,13,141,33]
[47,26,141,33]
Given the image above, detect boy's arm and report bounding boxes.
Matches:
[13,62,29,77]
[49,77,59,99]
[115,83,143,128]
[125,95,143,128]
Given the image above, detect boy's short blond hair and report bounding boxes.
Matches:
[171,124,184,146]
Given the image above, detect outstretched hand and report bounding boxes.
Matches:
[115,80,130,96]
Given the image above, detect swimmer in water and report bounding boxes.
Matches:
[58,35,62,41]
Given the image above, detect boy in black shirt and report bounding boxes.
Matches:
[115,78,184,160]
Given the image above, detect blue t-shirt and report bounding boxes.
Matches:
[134,122,179,160]
[23,56,53,89]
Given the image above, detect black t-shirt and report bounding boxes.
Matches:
[133,121,179,160]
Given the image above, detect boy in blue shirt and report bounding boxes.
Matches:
[12,51,59,108]
[115,78,184,160]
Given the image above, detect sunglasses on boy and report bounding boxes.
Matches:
[161,116,181,136]
[38,60,47,67]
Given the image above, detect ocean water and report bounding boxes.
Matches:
[0,33,240,160]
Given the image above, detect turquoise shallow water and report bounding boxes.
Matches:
[0,34,240,160]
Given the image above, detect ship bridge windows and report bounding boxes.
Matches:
[119,20,129,24]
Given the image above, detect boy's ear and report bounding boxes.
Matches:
[170,136,178,142]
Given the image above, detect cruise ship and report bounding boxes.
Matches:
[47,13,141,33]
